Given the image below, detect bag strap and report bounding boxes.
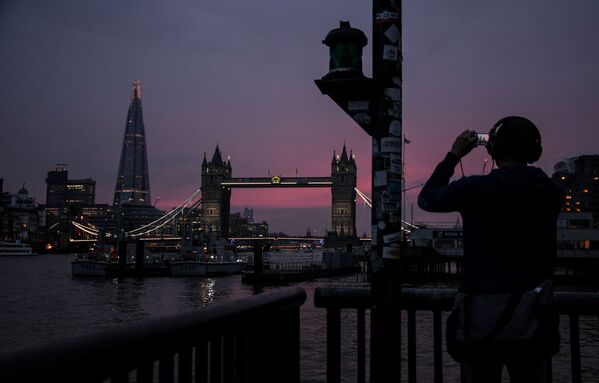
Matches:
[480,291,523,343]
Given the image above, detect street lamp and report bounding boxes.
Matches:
[316,2,404,381]
[315,21,377,136]
[322,21,367,79]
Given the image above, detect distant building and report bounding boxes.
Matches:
[45,163,96,207]
[0,182,44,245]
[247,221,269,237]
[201,145,232,235]
[229,212,268,237]
[326,144,361,249]
[556,211,599,257]
[242,206,254,223]
[112,81,162,232]
[553,155,599,227]
[113,81,152,207]
[44,164,98,249]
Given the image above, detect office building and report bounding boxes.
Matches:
[553,155,599,227]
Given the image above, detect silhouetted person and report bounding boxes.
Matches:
[418,116,564,383]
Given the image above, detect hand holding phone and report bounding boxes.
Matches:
[476,133,489,146]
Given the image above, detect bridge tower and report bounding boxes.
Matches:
[331,144,357,239]
[201,145,232,237]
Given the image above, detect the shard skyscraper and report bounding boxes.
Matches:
[113,81,152,207]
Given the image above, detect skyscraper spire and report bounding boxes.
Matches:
[113,81,152,206]
[132,80,141,100]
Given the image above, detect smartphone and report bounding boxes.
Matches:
[476,133,489,146]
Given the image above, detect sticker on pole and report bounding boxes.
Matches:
[381,137,402,153]
[389,120,401,136]
[374,170,387,187]
[352,112,371,125]
[371,225,378,245]
[371,253,385,272]
[373,140,381,155]
[383,45,399,61]
[388,179,402,194]
[387,102,401,118]
[384,24,401,44]
[375,11,399,24]
[389,153,402,174]
[382,200,399,213]
[384,88,401,101]
[383,245,401,259]
[383,231,402,245]
[348,100,369,111]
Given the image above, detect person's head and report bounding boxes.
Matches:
[486,116,542,164]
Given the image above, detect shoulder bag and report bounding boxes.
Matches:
[446,279,560,362]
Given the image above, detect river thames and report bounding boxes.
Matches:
[1,253,598,382]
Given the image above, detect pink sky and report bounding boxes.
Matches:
[1,1,598,234]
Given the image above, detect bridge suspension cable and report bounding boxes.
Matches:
[126,189,202,237]
[354,187,419,231]
[70,189,202,238]
[72,221,99,236]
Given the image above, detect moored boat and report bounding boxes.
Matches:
[170,261,246,277]
[71,253,116,277]
[0,241,36,256]
[170,252,247,277]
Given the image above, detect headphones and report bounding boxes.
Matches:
[486,116,542,164]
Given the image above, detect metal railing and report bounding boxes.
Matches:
[0,287,306,383]
[314,287,599,383]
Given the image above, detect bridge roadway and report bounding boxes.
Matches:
[221,176,332,188]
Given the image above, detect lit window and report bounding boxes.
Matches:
[583,189,589,193]
[565,195,572,199]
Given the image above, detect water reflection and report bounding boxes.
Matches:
[1,255,599,382]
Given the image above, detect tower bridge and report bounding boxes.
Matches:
[201,144,358,242]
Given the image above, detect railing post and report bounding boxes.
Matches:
[433,310,443,383]
[137,360,154,383]
[569,314,581,383]
[357,308,366,383]
[210,337,222,383]
[288,307,302,383]
[178,347,193,383]
[408,309,417,383]
[159,351,174,383]
[195,341,208,383]
[327,307,342,383]
[223,333,235,383]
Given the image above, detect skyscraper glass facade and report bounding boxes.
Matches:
[113,81,152,206]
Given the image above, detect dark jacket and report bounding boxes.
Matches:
[418,153,564,293]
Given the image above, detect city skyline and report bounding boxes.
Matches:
[1,1,599,234]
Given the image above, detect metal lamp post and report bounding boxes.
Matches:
[315,1,403,381]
